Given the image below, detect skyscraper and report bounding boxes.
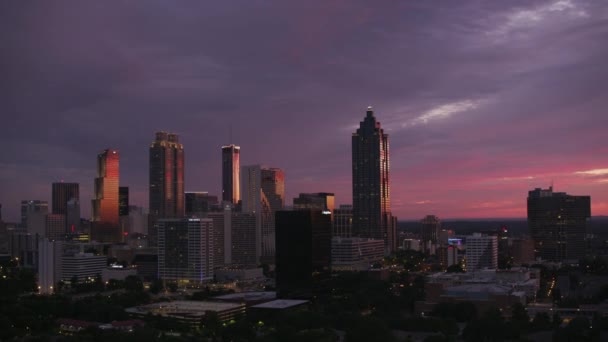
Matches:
[52,182,79,217]
[275,210,332,298]
[66,198,80,233]
[149,132,185,218]
[333,204,353,237]
[222,144,240,205]
[528,187,591,261]
[157,218,214,283]
[91,149,120,243]
[119,186,129,216]
[185,192,219,217]
[241,165,285,264]
[421,215,441,248]
[45,214,66,241]
[207,204,257,267]
[21,200,48,235]
[352,107,395,253]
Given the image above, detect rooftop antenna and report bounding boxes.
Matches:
[550,179,554,191]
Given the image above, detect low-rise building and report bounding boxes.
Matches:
[126,301,245,328]
[331,237,384,271]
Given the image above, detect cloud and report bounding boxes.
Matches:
[574,168,608,176]
[403,99,482,127]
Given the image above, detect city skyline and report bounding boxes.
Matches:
[2,1,608,221]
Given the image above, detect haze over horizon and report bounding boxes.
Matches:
[1,0,607,221]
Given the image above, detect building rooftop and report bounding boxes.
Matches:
[126,300,244,318]
[250,299,309,310]
[212,291,276,302]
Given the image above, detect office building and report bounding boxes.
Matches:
[421,215,441,246]
[157,218,214,284]
[403,239,421,251]
[128,206,148,235]
[208,204,257,267]
[149,132,185,218]
[333,204,353,237]
[465,233,498,270]
[38,239,63,294]
[52,182,80,232]
[527,187,591,261]
[222,144,240,205]
[119,186,129,216]
[275,210,331,298]
[91,149,120,243]
[352,107,395,252]
[21,200,48,235]
[45,214,66,241]
[61,253,108,284]
[511,238,535,265]
[241,165,285,264]
[293,193,335,217]
[185,192,219,217]
[331,237,384,271]
[66,198,80,233]
[8,231,40,269]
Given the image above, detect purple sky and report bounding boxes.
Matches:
[1,0,608,222]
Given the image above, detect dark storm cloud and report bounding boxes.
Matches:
[1,0,607,220]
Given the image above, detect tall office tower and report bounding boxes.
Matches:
[149,132,185,245]
[293,193,335,215]
[66,198,80,233]
[52,182,79,232]
[208,204,257,268]
[241,165,285,264]
[185,192,219,217]
[119,187,129,216]
[21,200,49,235]
[156,218,214,284]
[333,204,353,237]
[276,210,332,298]
[421,215,441,248]
[528,187,591,261]
[128,206,148,235]
[91,149,120,243]
[45,214,66,240]
[352,107,395,253]
[222,144,240,205]
[149,132,185,218]
[465,233,498,270]
[511,238,535,265]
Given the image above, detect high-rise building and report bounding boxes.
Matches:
[527,187,591,261]
[157,218,214,284]
[21,200,48,235]
[333,204,353,237]
[465,233,498,270]
[52,182,79,233]
[66,198,80,233]
[241,165,285,264]
[331,237,384,271]
[511,238,535,265]
[275,210,332,298]
[222,144,240,205]
[421,215,441,246]
[119,186,129,216]
[352,107,395,253]
[38,239,63,294]
[61,253,108,284]
[293,193,335,216]
[208,204,257,268]
[45,214,66,241]
[185,192,219,217]
[149,132,185,218]
[91,149,120,243]
[128,206,148,235]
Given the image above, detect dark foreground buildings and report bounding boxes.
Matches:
[275,210,331,298]
[528,187,591,261]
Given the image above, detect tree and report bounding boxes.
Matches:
[345,316,394,342]
[446,264,465,273]
[201,311,223,341]
[124,275,144,292]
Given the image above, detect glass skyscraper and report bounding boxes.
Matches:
[222,144,240,205]
[91,149,120,243]
[352,107,396,253]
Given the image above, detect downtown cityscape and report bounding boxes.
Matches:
[2,1,608,342]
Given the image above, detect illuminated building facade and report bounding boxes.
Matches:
[149,132,185,245]
[222,144,240,205]
[241,165,285,264]
[352,107,395,252]
[91,149,120,243]
[527,187,591,261]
